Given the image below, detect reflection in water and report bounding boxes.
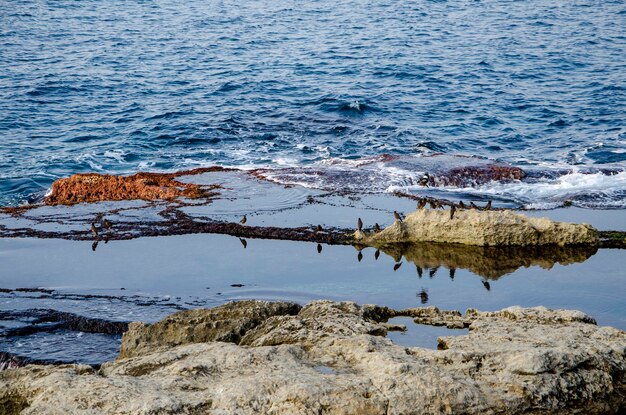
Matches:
[375,242,598,280]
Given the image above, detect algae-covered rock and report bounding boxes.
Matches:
[357,209,598,246]
[1,300,624,414]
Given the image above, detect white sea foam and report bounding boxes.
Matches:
[398,169,626,209]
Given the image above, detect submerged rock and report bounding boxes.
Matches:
[1,300,624,414]
[356,209,599,246]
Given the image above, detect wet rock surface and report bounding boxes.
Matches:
[2,300,624,414]
[357,209,599,246]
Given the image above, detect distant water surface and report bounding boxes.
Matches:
[1,0,625,206]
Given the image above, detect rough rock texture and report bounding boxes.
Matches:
[356,209,598,246]
[44,167,226,205]
[1,300,624,414]
[119,300,302,359]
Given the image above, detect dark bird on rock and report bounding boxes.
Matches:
[482,280,491,291]
[239,238,247,248]
[429,266,439,278]
[417,198,427,210]
[470,202,478,209]
[417,288,429,304]
[315,224,323,233]
[103,219,112,229]
[357,218,363,231]
[484,200,492,211]
[459,201,466,209]
[240,215,247,225]
[449,268,456,280]
[450,205,456,220]
[374,249,380,260]
[393,262,402,271]
[374,223,381,232]
[394,211,402,222]
[90,223,98,238]
[418,174,430,187]
[357,251,363,262]
[91,241,98,252]
[429,200,437,209]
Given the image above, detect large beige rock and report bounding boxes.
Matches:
[1,300,624,414]
[356,209,598,246]
[118,300,301,359]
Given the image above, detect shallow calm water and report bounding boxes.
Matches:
[1,234,624,364]
[1,0,625,206]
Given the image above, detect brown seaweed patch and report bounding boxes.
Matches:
[44,168,230,206]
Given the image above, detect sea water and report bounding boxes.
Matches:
[1,0,625,207]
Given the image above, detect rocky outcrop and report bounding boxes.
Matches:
[1,300,624,414]
[119,300,302,359]
[356,209,599,246]
[44,167,227,205]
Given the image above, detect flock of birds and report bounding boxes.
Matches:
[87,194,494,299]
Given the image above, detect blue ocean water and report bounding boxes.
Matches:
[1,0,625,206]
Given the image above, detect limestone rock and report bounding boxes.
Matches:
[356,209,598,246]
[119,300,301,359]
[1,300,624,414]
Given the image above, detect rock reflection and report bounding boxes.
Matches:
[376,242,598,280]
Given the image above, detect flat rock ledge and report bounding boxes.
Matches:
[355,209,598,246]
[1,300,624,414]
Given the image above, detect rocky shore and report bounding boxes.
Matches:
[2,300,624,414]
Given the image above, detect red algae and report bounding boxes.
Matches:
[44,167,231,206]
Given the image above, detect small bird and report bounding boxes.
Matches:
[417,288,429,304]
[317,243,322,253]
[90,223,98,238]
[449,268,456,280]
[315,224,323,233]
[103,219,112,229]
[484,200,492,211]
[91,241,98,252]
[417,198,427,210]
[429,200,438,209]
[374,249,380,260]
[373,223,381,232]
[450,205,456,220]
[240,215,247,225]
[357,251,363,262]
[470,202,478,209]
[482,280,491,291]
[357,218,363,231]
[239,238,247,248]
[393,262,402,271]
[418,174,429,187]
[459,201,466,209]
[394,211,402,222]
[429,266,439,278]
[416,266,423,278]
